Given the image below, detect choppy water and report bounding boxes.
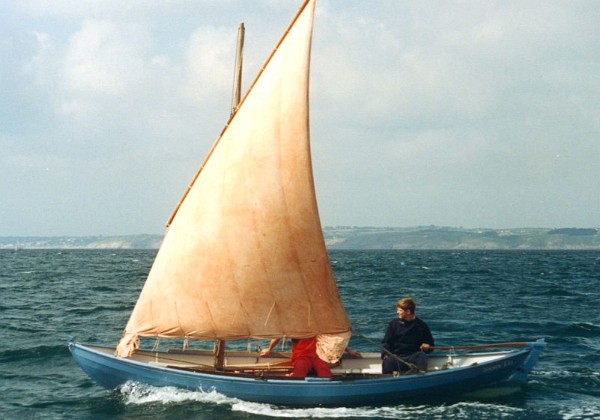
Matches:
[1,249,599,419]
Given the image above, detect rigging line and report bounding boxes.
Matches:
[151,337,161,352]
[264,302,276,326]
[134,346,231,366]
[146,353,213,367]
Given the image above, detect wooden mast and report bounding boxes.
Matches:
[231,22,245,115]
[215,21,245,371]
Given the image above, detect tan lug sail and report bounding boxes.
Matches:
[117,0,351,357]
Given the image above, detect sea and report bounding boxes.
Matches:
[1,249,599,419]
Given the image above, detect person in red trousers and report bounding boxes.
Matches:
[260,337,331,378]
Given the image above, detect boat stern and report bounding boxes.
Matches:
[507,338,546,384]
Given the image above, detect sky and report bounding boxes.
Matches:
[2,0,599,236]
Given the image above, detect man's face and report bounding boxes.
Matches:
[396,306,410,320]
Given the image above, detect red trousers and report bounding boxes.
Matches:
[291,355,332,378]
[290,337,332,378]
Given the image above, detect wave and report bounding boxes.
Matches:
[566,322,600,336]
[0,343,69,363]
[89,286,119,292]
[533,368,600,398]
[65,304,134,314]
[543,322,600,343]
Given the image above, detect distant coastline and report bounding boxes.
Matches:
[323,226,600,250]
[2,226,599,250]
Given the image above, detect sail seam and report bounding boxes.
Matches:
[264,302,276,326]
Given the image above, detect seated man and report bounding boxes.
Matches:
[381,297,434,374]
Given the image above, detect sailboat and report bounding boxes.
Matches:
[69,0,545,406]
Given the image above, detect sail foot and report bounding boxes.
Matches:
[115,333,139,358]
[316,331,351,364]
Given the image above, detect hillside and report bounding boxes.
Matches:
[323,226,600,250]
[2,227,599,250]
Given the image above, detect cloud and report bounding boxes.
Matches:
[1,1,599,235]
[183,27,237,103]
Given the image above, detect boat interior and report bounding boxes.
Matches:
[88,344,516,380]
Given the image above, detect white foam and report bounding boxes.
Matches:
[232,401,524,418]
[119,381,238,406]
[118,382,526,418]
[232,402,429,418]
[560,401,600,420]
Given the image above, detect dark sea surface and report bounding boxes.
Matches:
[1,249,599,419]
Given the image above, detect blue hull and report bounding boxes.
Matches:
[69,340,545,406]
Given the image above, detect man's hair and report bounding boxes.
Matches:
[396,297,416,313]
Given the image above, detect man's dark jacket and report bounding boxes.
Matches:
[381,317,434,357]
